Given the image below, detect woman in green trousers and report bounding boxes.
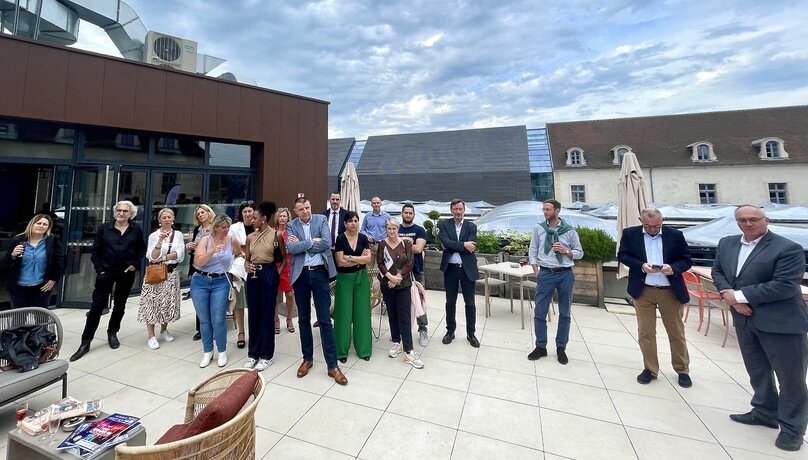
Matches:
[334,211,373,362]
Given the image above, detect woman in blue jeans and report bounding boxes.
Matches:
[190,214,241,368]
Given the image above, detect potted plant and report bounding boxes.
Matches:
[573,227,616,308]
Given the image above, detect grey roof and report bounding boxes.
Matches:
[327,137,354,191]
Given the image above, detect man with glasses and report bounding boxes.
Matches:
[618,207,693,387]
[70,200,146,361]
[712,205,808,452]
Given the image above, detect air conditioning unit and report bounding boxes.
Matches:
[144,31,197,73]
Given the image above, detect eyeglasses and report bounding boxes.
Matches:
[642,224,662,229]
[241,200,255,206]
[736,218,764,224]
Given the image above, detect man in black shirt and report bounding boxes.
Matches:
[399,204,429,346]
[70,200,146,361]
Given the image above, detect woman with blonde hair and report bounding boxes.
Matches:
[185,203,215,340]
[273,207,296,333]
[138,208,185,350]
[2,214,65,308]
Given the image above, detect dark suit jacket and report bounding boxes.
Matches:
[712,231,808,334]
[617,225,693,304]
[322,208,347,242]
[438,219,479,281]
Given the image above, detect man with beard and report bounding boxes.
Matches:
[399,203,429,346]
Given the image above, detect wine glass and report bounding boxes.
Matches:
[519,257,527,267]
[46,406,61,445]
[39,410,51,441]
[250,260,262,279]
[13,401,28,433]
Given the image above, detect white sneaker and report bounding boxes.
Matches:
[388,342,402,358]
[147,337,160,350]
[419,330,429,347]
[160,330,175,342]
[199,352,213,368]
[217,351,227,367]
[243,358,257,369]
[254,358,273,371]
[404,351,424,369]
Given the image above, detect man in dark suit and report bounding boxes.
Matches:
[439,199,480,347]
[712,205,808,452]
[618,208,693,387]
[321,191,347,250]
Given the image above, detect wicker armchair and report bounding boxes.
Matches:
[115,369,265,460]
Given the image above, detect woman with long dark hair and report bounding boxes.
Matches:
[2,214,65,308]
[228,200,256,348]
[334,211,373,362]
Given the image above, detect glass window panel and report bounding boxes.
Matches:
[150,172,205,232]
[209,142,253,168]
[0,119,74,160]
[155,136,205,166]
[83,127,149,163]
[208,173,252,220]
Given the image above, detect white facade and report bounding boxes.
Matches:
[555,163,807,206]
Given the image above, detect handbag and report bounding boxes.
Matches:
[273,230,284,263]
[144,231,174,285]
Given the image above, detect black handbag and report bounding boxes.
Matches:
[273,231,284,263]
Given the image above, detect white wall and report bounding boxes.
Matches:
[554,164,808,206]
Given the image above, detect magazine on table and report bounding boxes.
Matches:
[57,413,140,459]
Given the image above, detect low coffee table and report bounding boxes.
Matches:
[6,411,146,460]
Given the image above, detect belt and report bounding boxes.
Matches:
[448,263,463,267]
[540,266,571,272]
[304,265,326,271]
[645,284,670,289]
[195,270,227,278]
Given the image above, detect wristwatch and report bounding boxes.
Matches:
[348,255,353,261]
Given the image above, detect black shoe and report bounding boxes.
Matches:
[339,357,347,364]
[192,331,201,341]
[107,332,120,349]
[70,341,91,362]
[313,321,320,328]
[678,373,693,388]
[467,335,480,348]
[442,332,455,344]
[636,369,657,384]
[557,347,568,365]
[181,291,191,300]
[528,347,547,361]
[729,411,778,429]
[776,432,803,451]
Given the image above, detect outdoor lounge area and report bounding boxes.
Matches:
[0,290,804,459]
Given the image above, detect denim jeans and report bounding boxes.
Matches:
[534,268,574,349]
[293,268,337,369]
[246,264,279,360]
[190,273,230,353]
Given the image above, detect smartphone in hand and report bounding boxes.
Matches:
[651,264,663,270]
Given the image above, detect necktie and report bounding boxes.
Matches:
[331,211,337,242]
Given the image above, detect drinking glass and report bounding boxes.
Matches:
[47,406,61,445]
[39,410,50,440]
[519,258,527,267]
[13,401,28,433]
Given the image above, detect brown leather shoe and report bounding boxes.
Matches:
[296,360,313,378]
[328,367,348,385]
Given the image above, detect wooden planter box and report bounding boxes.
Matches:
[572,260,605,308]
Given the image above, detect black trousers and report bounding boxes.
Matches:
[736,320,808,437]
[382,285,413,352]
[443,264,476,336]
[8,283,52,309]
[81,270,136,341]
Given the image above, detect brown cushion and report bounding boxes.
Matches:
[156,371,258,444]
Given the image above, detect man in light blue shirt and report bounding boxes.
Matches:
[360,196,390,243]
[527,199,583,364]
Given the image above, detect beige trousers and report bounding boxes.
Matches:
[634,286,690,376]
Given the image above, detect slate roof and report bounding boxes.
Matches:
[547,105,808,169]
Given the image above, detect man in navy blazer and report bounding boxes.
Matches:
[287,197,346,385]
[618,208,693,388]
[439,199,480,347]
[321,192,347,250]
[712,205,808,452]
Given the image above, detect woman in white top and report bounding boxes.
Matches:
[138,208,186,350]
[228,200,255,348]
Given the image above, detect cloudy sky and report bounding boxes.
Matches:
[72,0,808,139]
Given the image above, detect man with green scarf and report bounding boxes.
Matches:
[527,199,583,364]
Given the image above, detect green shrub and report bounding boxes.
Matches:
[501,231,532,256]
[576,227,616,262]
[476,230,501,254]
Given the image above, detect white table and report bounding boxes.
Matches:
[479,262,535,329]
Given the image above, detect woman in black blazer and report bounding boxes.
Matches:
[2,214,65,308]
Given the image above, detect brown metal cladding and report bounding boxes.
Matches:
[0,35,329,206]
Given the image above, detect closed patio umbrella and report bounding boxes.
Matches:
[340,162,361,220]
[616,151,649,278]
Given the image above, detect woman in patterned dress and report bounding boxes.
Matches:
[273,207,296,333]
[138,208,185,350]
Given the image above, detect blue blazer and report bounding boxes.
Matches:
[286,214,337,284]
[439,219,479,281]
[617,225,692,304]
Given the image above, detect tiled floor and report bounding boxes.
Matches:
[2,291,807,459]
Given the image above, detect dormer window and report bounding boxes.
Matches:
[687,141,717,162]
[565,147,587,167]
[611,145,633,165]
[752,137,789,160]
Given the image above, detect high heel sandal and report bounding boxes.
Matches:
[275,319,281,335]
[237,332,246,349]
[287,319,295,333]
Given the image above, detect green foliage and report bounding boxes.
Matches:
[427,210,442,220]
[500,231,532,256]
[423,220,433,232]
[423,213,443,250]
[476,230,501,254]
[576,227,616,262]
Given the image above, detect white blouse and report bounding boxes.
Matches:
[146,230,186,264]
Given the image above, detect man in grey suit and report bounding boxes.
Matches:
[439,199,480,347]
[712,205,808,451]
[286,197,347,385]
